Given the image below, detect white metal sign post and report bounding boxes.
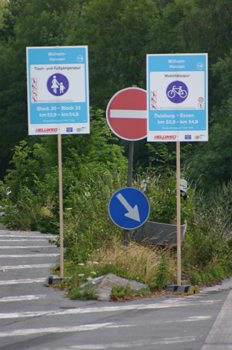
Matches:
[27,46,90,278]
[147,53,208,285]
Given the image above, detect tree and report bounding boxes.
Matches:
[0,0,79,179]
[184,47,232,197]
[66,0,160,109]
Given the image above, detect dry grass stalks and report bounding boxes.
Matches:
[91,237,177,283]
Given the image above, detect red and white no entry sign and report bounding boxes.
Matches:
[106,87,147,141]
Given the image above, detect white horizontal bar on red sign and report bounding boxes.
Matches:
[110,110,147,118]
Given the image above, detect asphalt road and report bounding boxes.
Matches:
[0,228,232,350]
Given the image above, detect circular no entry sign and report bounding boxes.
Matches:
[106,87,147,141]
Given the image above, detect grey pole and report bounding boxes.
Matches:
[124,141,134,246]
[127,141,134,187]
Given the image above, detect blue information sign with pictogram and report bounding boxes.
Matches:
[146,53,208,142]
[26,46,89,135]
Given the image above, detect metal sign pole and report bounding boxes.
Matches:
[58,134,64,278]
[127,141,134,187]
[176,141,181,285]
[124,141,134,247]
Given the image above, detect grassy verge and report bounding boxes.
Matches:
[2,150,232,299]
[60,237,175,300]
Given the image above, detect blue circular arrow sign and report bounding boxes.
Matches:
[108,187,150,230]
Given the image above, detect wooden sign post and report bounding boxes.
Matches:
[58,134,64,278]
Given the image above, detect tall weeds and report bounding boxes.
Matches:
[90,237,176,285]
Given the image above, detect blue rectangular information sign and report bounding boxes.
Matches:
[26,46,90,135]
[146,54,208,142]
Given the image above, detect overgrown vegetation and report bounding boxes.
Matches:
[1,136,232,297]
[57,237,174,299]
[111,284,152,301]
[1,130,232,298]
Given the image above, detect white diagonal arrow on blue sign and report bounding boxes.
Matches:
[116,193,140,222]
[108,187,150,230]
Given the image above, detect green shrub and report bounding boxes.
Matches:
[133,170,195,225]
[182,183,232,285]
[149,253,170,290]
[111,284,151,300]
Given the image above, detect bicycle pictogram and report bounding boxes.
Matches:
[167,85,187,99]
[166,81,188,103]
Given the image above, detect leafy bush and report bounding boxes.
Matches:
[149,253,169,291]
[182,185,232,285]
[138,170,195,225]
[0,110,127,233]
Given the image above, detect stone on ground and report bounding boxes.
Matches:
[80,273,148,301]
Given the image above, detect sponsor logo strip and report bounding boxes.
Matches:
[154,135,176,140]
[35,128,58,133]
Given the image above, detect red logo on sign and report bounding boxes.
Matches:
[35,128,58,133]
[154,135,176,140]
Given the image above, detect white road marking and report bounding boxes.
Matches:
[0,245,56,249]
[0,278,47,285]
[0,323,114,337]
[64,336,197,349]
[0,301,218,319]
[0,263,54,270]
[0,253,59,258]
[0,323,197,349]
[0,234,55,238]
[0,239,51,242]
[162,315,211,323]
[0,294,46,302]
[201,290,232,350]
[110,110,147,119]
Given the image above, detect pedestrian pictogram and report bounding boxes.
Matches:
[47,74,69,96]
